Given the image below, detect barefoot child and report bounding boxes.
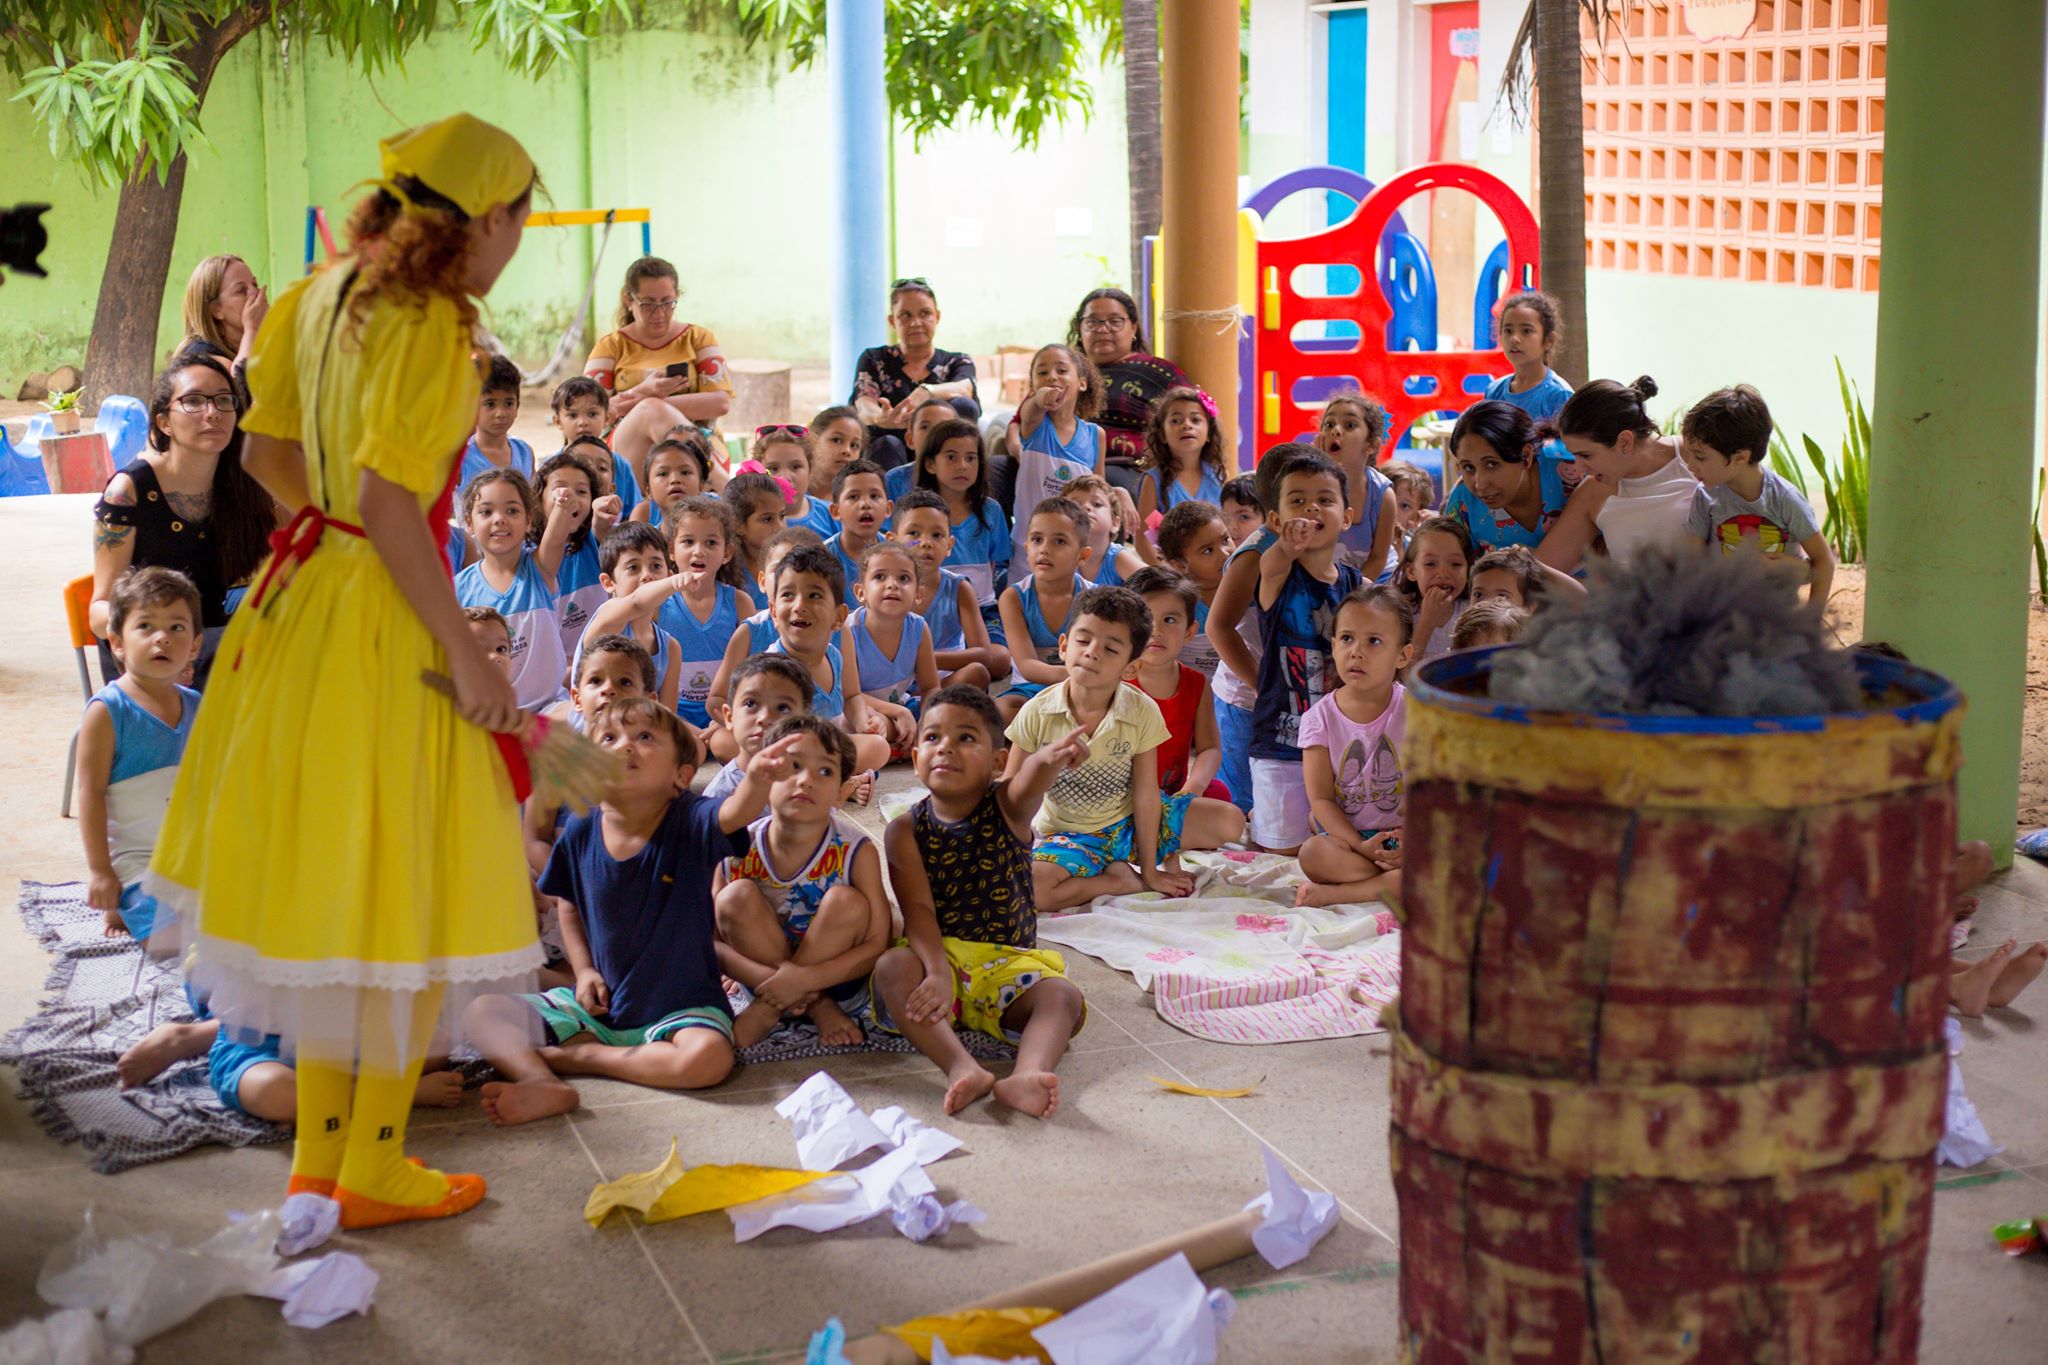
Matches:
[1125,566,1229,802]
[454,468,572,710]
[1297,586,1412,907]
[715,716,892,1046]
[874,686,1091,1118]
[1249,452,1366,855]
[892,489,1010,689]
[1681,384,1834,604]
[824,459,894,605]
[702,653,815,818]
[470,700,804,1124]
[578,524,682,712]
[1008,586,1245,911]
[997,497,1092,716]
[460,353,533,488]
[528,636,660,867]
[627,431,711,526]
[845,541,940,754]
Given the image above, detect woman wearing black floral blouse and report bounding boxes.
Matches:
[850,278,981,470]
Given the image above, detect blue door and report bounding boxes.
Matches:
[1323,9,1369,340]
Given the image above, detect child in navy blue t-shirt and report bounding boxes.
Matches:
[469,697,804,1125]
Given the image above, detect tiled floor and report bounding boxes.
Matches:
[4,493,2046,1361]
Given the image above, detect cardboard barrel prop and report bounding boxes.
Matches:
[1393,648,1963,1363]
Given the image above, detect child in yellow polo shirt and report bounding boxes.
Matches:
[1003,585,1245,913]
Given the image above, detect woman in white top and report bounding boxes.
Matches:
[1535,375,1698,572]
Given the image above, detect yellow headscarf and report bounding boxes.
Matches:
[377,113,534,220]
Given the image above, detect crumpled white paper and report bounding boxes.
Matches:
[0,1308,133,1365]
[1031,1252,1236,1365]
[931,1343,1037,1365]
[1938,1017,2005,1168]
[776,1073,965,1173]
[252,1251,378,1329]
[778,1072,894,1171]
[730,1143,937,1242]
[272,1194,341,1258]
[1243,1144,1339,1269]
[890,1194,988,1244]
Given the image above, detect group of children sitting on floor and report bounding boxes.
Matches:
[93,301,2028,1135]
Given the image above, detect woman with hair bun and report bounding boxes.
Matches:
[1536,376,1699,571]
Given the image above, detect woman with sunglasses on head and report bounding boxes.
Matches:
[851,277,981,472]
[90,352,281,687]
[584,256,736,489]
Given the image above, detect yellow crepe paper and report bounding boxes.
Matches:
[645,1164,829,1223]
[884,1308,1061,1362]
[585,1141,828,1227]
[585,1139,689,1226]
[1148,1075,1260,1098]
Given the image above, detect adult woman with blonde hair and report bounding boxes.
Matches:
[149,113,543,1230]
[174,254,267,389]
[583,255,734,487]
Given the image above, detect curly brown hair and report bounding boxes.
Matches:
[339,179,530,344]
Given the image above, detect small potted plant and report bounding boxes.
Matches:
[43,387,82,435]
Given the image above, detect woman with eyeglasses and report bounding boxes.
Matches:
[991,288,1189,510]
[89,353,281,686]
[584,256,736,489]
[851,277,981,472]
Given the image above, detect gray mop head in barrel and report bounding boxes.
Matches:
[1486,544,1862,717]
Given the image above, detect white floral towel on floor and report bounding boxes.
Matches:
[1037,851,1400,1044]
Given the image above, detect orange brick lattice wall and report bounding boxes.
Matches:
[1581,0,1887,292]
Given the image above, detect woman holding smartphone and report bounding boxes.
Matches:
[584,255,735,488]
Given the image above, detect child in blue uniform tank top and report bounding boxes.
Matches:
[80,567,203,944]
[808,406,866,507]
[914,418,1011,618]
[752,426,837,539]
[823,460,893,606]
[578,522,685,714]
[550,377,640,512]
[534,445,620,664]
[845,541,940,755]
[641,496,745,733]
[1011,344,1104,573]
[1136,387,1229,529]
[461,354,533,489]
[1484,291,1579,485]
[1066,473,1143,589]
[628,432,710,527]
[454,467,574,711]
[1315,391,1399,580]
[893,490,1010,690]
[885,398,959,503]
[997,497,1092,719]
[722,472,789,610]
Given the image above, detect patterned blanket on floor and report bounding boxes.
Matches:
[1038,851,1402,1044]
[3,883,1011,1172]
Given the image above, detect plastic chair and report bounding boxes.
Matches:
[0,425,50,498]
[60,574,101,818]
[95,395,149,468]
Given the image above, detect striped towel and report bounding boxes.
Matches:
[1038,852,1401,1044]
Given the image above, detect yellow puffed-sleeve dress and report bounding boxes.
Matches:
[148,266,541,1064]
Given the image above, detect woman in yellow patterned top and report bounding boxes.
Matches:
[583,256,735,488]
[148,113,543,1229]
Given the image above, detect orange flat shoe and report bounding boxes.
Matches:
[286,1174,337,1199]
[335,1172,486,1230]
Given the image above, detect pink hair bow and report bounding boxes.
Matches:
[1194,389,1220,421]
[735,459,797,506]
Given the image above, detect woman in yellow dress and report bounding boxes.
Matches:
[149,114,543,1228]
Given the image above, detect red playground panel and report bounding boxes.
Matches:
[1254,162,1541,456]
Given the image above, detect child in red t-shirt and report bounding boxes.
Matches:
[1125,567,1230,802]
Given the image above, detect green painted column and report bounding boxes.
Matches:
[1864,0,2046,864]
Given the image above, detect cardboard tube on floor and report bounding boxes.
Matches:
[842,1208,1263,1364]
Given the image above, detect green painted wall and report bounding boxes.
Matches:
[1585,271,1879,454]
[1,6,1132,393]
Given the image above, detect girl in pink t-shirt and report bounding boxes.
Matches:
[1296,585,1413,908]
